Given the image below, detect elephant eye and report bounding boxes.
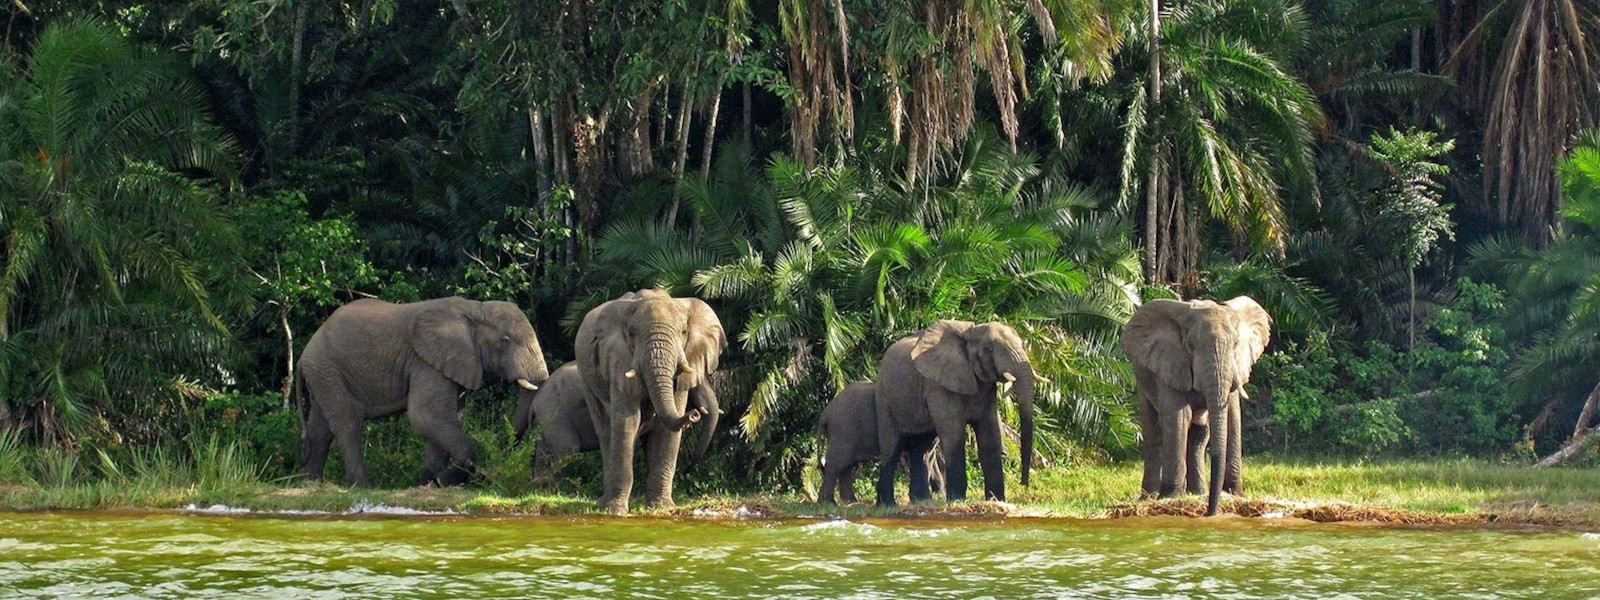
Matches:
[501,335,511,344]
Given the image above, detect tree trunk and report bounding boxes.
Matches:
[1536,380,1600,467]
[1142,0,1162,285]
[529,102,552,202]
[701,73,726,175]
[280,304,295,410]
[667,76,695,227]
[742,80,752,147]
[287,3,308,159]
[1408,268,1417,354]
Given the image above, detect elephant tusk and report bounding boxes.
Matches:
[1033,373,1052,384]
[624,369,637,379]
[516,379,538,391]
[1001,381,1014,395]
[1003,372,1017,383]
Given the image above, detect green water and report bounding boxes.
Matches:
[2,511,1597,599]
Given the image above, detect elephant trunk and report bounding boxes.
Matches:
[692,383,720,458]
[645,332,697,432]
[512,390,536,443]
[1203,358,1231,516]
[1002,353,1036,488]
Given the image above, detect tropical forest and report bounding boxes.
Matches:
[2,0,1600,596]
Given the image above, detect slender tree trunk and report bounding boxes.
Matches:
[667,76,695,227]
[1411,27,1423,123]
[287,3,308,159]
[280,304,295,410]
[742,80,752,147]
[1142,0,1162,285]
[1408,268,1417,354]
[702,73,726,175]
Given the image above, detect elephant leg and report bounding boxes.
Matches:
[1185,407,1209,496]
[974,415,1006,502]
[819,461,840,505]
[407,378,477,487]
[419,441,448,487]
[928,440,945,495]
[874,441,905,507]
[1157,404,1191,499]
[1224,396,1243,494]
[1138,393,1161,499]
[330,416,370,488]
[299,404,334,483]
[840,464,860,504]
[643,428,683,509]
[599,403,642,515]
[905,435,936,502]
[937,426,969,502]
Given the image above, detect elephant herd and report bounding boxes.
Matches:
[297,288,1270,517]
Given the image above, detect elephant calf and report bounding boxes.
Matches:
[512,362,716,472]
[297,297,550,488]
[817,382,943,505]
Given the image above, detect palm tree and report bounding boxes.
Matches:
[0,22,242,444]
[1118,0,1325,288]
[1445,0,1600,245]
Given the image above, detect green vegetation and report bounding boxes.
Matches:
[1,0,1598,507]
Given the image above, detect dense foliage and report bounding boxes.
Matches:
[2,0,1598,490]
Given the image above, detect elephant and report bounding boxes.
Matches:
[296,296,550,488]
[1122,296,1271,516]
[575,289,725,514]
[511,362,715,472]
[873,320,1043,506]
[817,382,944,505]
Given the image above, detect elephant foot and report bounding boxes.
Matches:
[599,499,629,516]
[438,465,474,487]
[645,498,675,510]
[1137,489,1158,500]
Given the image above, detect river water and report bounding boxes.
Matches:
[1,510,1596,599]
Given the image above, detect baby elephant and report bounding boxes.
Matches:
[817,382,944,504]
[512,363,712,471]
[512,363,598,469]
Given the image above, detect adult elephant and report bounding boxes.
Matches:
[511,362,715,472]
[817,382,944,505]
[297,297,550,487]
[874,320,1043,506]
[1122,296,1271,516]
[576,289,725,515]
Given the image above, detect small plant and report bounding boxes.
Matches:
[31,447,81,488]
[189,436,266,492]
[0,429,35,485]
[469,420,541,497]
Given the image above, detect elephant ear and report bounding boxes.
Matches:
[412,300,484,390]
[1123,300,1194,392]
[1225,296,1272,377]
[911,320,979,395]
[681,298,726,377]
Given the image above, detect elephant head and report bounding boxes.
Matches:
[910,320,1040,487]
[620,293,726,441]
[412,298,551,392]
[1123,296,1270,515]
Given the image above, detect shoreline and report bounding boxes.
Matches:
[4,488,1597,529]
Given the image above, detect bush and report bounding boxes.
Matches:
[1250,279,1517,456]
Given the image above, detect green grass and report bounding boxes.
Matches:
[5,450,1599,524]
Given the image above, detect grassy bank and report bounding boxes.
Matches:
[4,456,1598,526]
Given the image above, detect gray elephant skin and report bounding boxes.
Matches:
[511,362,714,471]
[297,296,550,487]
[817,382,944,504]
[575,289,725,514]
[873,320,1041,506]
[1122,296,1271,516]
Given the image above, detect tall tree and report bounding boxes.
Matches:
[1117,0,1324,288]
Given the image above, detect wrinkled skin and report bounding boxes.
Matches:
[1122,296,1271,516]
[873,320,1038,506]
[512,362,715,473]
[575,289,725,515]
[817,382,944,505]
[297,297,549,488]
